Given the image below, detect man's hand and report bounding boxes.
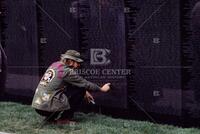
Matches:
[84,91,94,103]
[100,83,111,92]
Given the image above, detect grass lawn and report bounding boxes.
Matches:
[0,102,199,134]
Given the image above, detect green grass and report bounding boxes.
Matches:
[0,102,199,134]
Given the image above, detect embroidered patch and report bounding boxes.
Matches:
[41,93,51,101]
[40,69,55,86]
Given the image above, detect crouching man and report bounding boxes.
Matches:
[32,50,111,124]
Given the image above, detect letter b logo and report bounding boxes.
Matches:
[90,49,111,65]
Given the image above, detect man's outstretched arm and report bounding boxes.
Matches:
[64,69,111,92]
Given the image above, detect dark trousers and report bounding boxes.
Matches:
[36,86,86,120]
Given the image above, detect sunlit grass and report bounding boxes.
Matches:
[0,102,199,134]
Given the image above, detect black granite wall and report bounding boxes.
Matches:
[1,0,200,119]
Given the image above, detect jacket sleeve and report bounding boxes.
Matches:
[63,69,101,91]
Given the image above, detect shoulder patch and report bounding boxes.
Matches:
[40,69,55,86]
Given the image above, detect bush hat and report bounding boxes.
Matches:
[61,50,83,63]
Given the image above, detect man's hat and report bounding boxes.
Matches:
[61,50,83,63]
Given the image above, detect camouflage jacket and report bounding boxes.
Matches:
[32,61,100,112]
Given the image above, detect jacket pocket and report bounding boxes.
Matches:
[50,90,70,112]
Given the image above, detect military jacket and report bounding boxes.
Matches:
[32,61,100,112]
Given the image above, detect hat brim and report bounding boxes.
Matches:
[61,54,83,63]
